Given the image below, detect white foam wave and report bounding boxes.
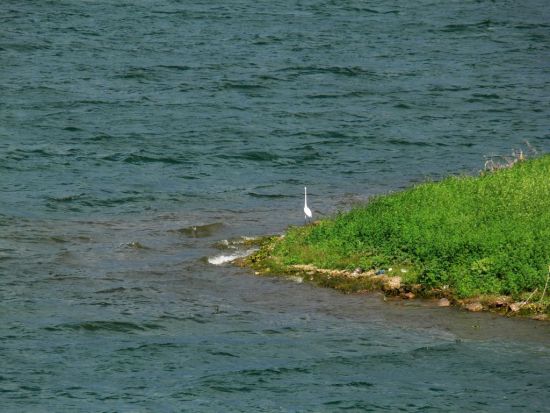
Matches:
[207,249,256,265]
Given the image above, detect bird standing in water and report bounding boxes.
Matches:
[304,186,313,223]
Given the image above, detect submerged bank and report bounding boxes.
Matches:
[237,155,550,319]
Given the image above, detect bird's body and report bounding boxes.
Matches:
[304,186,312,223]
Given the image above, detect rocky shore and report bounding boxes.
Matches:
[235,239,549,320]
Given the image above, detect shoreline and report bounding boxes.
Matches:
[235,241,548,320]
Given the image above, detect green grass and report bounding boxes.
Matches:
[266,155,550,299]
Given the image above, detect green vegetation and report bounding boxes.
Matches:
[244,155,550,312]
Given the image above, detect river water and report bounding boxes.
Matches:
[2,1,549,411]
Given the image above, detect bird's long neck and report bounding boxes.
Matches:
[304,187,307,206]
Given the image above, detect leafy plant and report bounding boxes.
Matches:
[261,154,550,298]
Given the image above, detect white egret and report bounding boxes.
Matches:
[304,186,312,223]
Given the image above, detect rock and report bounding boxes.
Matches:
[532,314,548,321]
[383,276,401,290]
[464,302,483,312]
[375,269,386,275]
[437,298,451,307]
[402,292,415,300]
[349,267,363,278]
[509,302,524,312]
[493,298,509,308]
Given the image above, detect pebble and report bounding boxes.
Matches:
[464,302,483,312]
[509,302,524,312]
[493,298,509,308]
[383,276,401,290]
[437,298,450,307]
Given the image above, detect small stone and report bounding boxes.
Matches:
[509,302,524,312]
[464,302,483,312]
[375,269,386,275]
[402,292,415,300]
[493,298,509,307]
[384,276,401,290]
[438,298,450,307]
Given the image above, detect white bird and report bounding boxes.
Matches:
[304,186,313,223]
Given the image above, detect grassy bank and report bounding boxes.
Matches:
[242,155,550,316]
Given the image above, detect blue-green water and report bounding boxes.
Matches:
[2,1,549,411]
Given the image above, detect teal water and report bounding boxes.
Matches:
[1,1,549,411]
